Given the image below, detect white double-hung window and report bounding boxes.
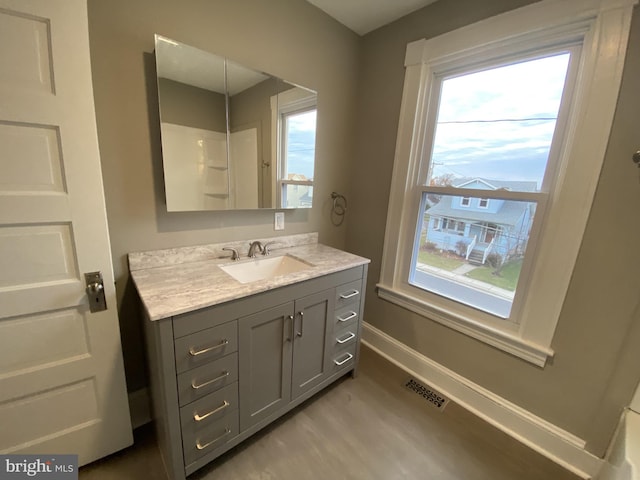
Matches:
[377,0,636,365]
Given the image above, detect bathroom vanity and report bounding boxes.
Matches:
[129,233,369,479]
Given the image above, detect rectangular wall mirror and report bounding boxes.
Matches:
[155,35,317,211]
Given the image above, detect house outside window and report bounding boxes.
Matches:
[377,0,635,365]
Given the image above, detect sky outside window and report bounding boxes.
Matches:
[284,109,316,180]
[428,53,571,189]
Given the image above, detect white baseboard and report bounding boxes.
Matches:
[128,388,151,430]
[362,322,603,480]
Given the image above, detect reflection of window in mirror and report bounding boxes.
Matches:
[272,85,316,209]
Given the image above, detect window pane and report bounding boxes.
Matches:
[411,192,537,318]
[428,53,570,190]
[282,183,313,208]
[284,109,316,181]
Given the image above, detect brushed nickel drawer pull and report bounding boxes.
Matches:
[285,315,294,342]
[194,400,230,422]
[337,311,357,322]
[196,428,231,450]
[336,332,356,344]
[191,371,230,390]
[189,339,229,357]
[339,290,359,300]
[296,311,304,337]
[334,353,353,366]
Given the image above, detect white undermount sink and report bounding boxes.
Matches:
[219,255,313,284]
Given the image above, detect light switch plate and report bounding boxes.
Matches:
[274,212,285,230]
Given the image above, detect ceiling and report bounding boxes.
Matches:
[156,36,269,95]
[305,0,440,35]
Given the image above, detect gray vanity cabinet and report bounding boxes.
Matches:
[238,289,334,431]
[142,264,367,480]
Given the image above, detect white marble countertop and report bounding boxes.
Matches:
[130,240,370,321]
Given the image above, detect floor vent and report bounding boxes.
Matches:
[404,377,449,411]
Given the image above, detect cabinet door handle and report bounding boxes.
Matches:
[285,315,293,342]
[339,290,359,300]
[334,353,353,366]
[191,371,230,390]
[296,311,304,337]
[196,427,231,450]
[337,311,357,323]
[336,332,356,344]
[189,339,229,357]
[194,400,230,422]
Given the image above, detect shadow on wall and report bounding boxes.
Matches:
[117,277,148,393]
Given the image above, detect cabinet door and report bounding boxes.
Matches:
[291,289,335,400]
[239,302,293,431]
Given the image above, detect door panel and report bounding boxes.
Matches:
[0,123,64,192]
[0,309,89,376]
[0,0,132,464]
[239,303,293,431]
[0,224,78,286]
[291,289,334,399]
[0,8,54,94]
[0,378,98,452]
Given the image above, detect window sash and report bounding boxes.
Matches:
[409,187,547,324]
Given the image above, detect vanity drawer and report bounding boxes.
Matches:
[180,382,238,431]
[177,353,238,406]
[175,321,237,374]
[182,409,239,466]
[335,280,362,310]
[333,324,358,351]
[333,305,359,332]
[332,344,357,374]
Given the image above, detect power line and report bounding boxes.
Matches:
[438,117,557,124]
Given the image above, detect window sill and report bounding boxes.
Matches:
[376,283,554,367]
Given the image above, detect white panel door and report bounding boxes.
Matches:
[0,0,132,465]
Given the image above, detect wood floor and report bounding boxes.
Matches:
[80,346,579,480]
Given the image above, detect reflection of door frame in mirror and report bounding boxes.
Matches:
[271,86,317,209]
[229,120,261,209]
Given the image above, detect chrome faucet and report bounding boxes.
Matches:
[262,241,276,255]
[248,241,264,258]
[222,247,239,261]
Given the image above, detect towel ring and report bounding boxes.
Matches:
[330,192,347,226]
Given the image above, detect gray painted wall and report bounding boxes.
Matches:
[87,0,360,392]
[347,0,640,456]
[157,77,226,132]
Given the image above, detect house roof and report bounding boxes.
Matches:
[453,177,538,192]
[428,197,530,226]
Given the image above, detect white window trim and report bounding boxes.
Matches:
[270,87,317,208]
[478,198,489,209]
[378,0,636,366]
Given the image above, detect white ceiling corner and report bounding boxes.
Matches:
[305,0,440,35]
